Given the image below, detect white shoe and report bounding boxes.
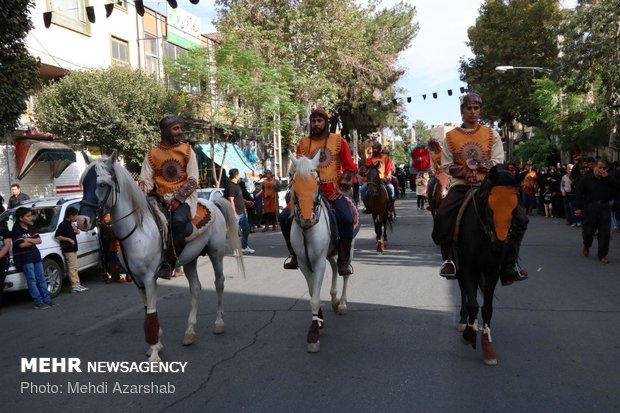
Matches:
[242,247,255,254]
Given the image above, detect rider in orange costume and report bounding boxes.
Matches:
[431,93,528,285]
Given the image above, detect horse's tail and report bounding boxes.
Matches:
[213,197,246,279]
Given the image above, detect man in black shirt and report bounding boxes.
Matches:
[8,184,30,209]
[575,159,620,264]
[55,207,88,293]
[225,168,254,254]
[0,221,11,307]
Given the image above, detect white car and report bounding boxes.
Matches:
[196,188,224,201]
[1,196,101,297]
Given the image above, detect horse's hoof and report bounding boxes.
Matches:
[457,323,467,332]
[337,306,348,315]
[331,300,340,312]
[307,341,320,353]
[213,323,225,335]
[483,357,498,366]
[182,333,197,346]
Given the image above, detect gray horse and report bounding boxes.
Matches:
[78,152,244,361]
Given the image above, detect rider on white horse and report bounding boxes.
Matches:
[280,108,358,276]
[138,114,199,279]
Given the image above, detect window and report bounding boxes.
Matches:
[114,0,127,11]
[46,0,90,35]
[144,33,160,78]
[111,36,130,66]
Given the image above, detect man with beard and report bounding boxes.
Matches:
[360,141,395,210]
[280,108,358,275]
[139,114,199,279]
[432,93,529,285]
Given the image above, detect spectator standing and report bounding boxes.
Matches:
[561,164,577,225]
[396,167,407,198]
[252,181,264,228]
[547,166,563,218]
[262,170,280,232]
[226,168,255,254]
[0,195,5,213]
[536,168,547,215]
[240,180,256,232]
[415,173,428,210]
[0,220,11,307]
[542,184,554,218]
[575,159,620,264]
[8,184,30,209]
[519,162,537,215]
[12,207,54,309]
[54,207,88,293]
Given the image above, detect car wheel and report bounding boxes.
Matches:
[43,258,63,298]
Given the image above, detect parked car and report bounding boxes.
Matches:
[196,188,224,201]
[0,196,101,298]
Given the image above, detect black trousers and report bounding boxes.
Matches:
[582,201,611,259]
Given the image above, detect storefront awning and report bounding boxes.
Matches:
[15,138,76,180]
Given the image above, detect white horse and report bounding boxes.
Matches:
[78,152,244,361]
[289,152,350,353]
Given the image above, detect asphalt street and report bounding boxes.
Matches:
[1,194,619,413]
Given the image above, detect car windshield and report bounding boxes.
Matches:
[0,206,62,233]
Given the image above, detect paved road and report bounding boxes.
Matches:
[1,195,619,413]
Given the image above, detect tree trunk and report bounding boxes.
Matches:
[607,106,618,161]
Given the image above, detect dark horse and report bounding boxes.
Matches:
[455,164,518,366]
[365,163,393,253]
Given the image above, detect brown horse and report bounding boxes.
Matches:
[365,163,393,253]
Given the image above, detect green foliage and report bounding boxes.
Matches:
[391,140,409,167]
[0,0,40,137]
[531,77,607,153]
[459,0,562,127]
[215,0,418,143]
[163,36,303,145]
[557,0,620,157]
[34,66,178,164]
[513,135,556,167]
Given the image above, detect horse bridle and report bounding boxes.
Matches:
[291,171,324,272]
[93,169,139,241]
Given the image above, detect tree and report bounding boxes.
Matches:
[531,77,607,155]
[513,134,557,167]
[34,66,178,165]
[215,0,418,144]
[163,37,303,186]
[459,0,562,128]
[0,0,40,138]
[557,0,620,159]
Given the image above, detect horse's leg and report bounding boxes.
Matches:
[143,278,164,362]
[458,286,467,332]
[329,257,339,311]
[480,274,499,365]
[459,269,479,349]
[182,259,201,345]
[374,216,384,253]
[306,262,326,353]
[209,251,226,335]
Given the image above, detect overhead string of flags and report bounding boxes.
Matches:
[41,1,200,28]
[389,87,469,106]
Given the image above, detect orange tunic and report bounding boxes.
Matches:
[262,178,278,214]
[445,125,494,182]
[147,143,192,197]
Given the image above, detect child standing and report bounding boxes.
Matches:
[12,207,54,309]
[542,184,554,218]
[55,207,88,293]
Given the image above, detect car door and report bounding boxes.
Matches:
[68,202,100,269]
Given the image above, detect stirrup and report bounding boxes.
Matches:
[283,255,298,270]
[439,260,457,279]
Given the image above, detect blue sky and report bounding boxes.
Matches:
[154,0,577,129]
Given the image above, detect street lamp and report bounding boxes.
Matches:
[495,65,552,74]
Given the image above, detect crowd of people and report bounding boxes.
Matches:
[3,104,620,311]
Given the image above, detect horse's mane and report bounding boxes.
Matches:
[83,157,148,224]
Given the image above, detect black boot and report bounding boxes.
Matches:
[337,239,353,276]
[500,208,529,286]
[281,216,298,270]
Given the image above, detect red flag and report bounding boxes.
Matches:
[409,145,431,175]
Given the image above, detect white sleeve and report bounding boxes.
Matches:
[491,130,505,165]
[138,156,154,194]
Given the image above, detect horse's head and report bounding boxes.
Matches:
[289,151,321,229]
[77,150,119,230]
